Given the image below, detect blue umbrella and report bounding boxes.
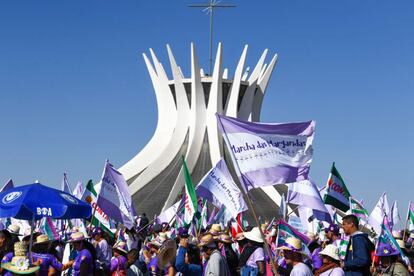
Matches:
[0,183,92,220]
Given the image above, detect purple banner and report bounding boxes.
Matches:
[217,114,315,190]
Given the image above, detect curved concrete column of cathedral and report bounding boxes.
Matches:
[119,43,286,219]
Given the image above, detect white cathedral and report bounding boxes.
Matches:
[119,43,287,219]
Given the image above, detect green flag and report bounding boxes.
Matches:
[323,163,351,212]
[82,180,114,237]
[350,197,369,220]
[182,157,198,225]
[408,202,414,230]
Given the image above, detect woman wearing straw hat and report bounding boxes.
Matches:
[67,232,95,276]
[110,242,128,276]
[239,227,265,276]
[31,234,73,276]
[1,241,39,276]
[276,237,313,276]
[314,244,344,276]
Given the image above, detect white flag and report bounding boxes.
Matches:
[73,181,85,200]
[196,158,247,218]
[368,192,390,234]
[97,161,134,229]
[157,200,181,224]
[391,201,401,229]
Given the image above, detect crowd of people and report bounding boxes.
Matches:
[0,214,413,275]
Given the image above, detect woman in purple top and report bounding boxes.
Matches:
[32,234,67,276]
[67,232,95,276]
[110,242,128,276]
[239,227,266,276]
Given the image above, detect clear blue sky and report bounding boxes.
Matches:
[1,1,413,214]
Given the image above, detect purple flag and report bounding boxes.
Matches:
[277,219,311,247]
[287,180,329,213]
[196,158,247,218]
[97,161,134,229]
[216,114,315,191]
[0,179,14,193]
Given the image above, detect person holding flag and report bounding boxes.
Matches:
[371,243,409,276]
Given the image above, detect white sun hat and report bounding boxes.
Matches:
[276,237,303,253]
[243,227,264,243]
[319,244,340,261]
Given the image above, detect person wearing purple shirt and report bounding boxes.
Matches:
[31,234,67,276]
[110,242,128,275]
[67,232,95,276]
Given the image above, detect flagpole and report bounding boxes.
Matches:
[403,201,411,242]
[88,203,98,235]
[217,114,278,275]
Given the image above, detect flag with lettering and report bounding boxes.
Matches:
[196,158,247,218]
[182,157,198,225]
[323,163,351,212]
[216,114,315,191]
[81,180,114,237]
[97,161,134,229]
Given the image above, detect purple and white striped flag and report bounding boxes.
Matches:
[288,180,329,213]
[216,114,315,191]
[97,161,134,229]
[196,158,247,218]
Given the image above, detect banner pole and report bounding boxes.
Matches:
[217,114,278,275]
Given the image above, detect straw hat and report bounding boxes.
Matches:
[276,237,303,253]
[113,242,128,255]
[218,234,232,244]
[209,224,222,236]
[1,242,39,274]
[198,234,216,248]
[34,234,50,245]
[319,244,340,261]
[244,227,264,243]
[157,239,177,269]
[68,232,87,243]
[396,239,406,249]
[7,224,21,236]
